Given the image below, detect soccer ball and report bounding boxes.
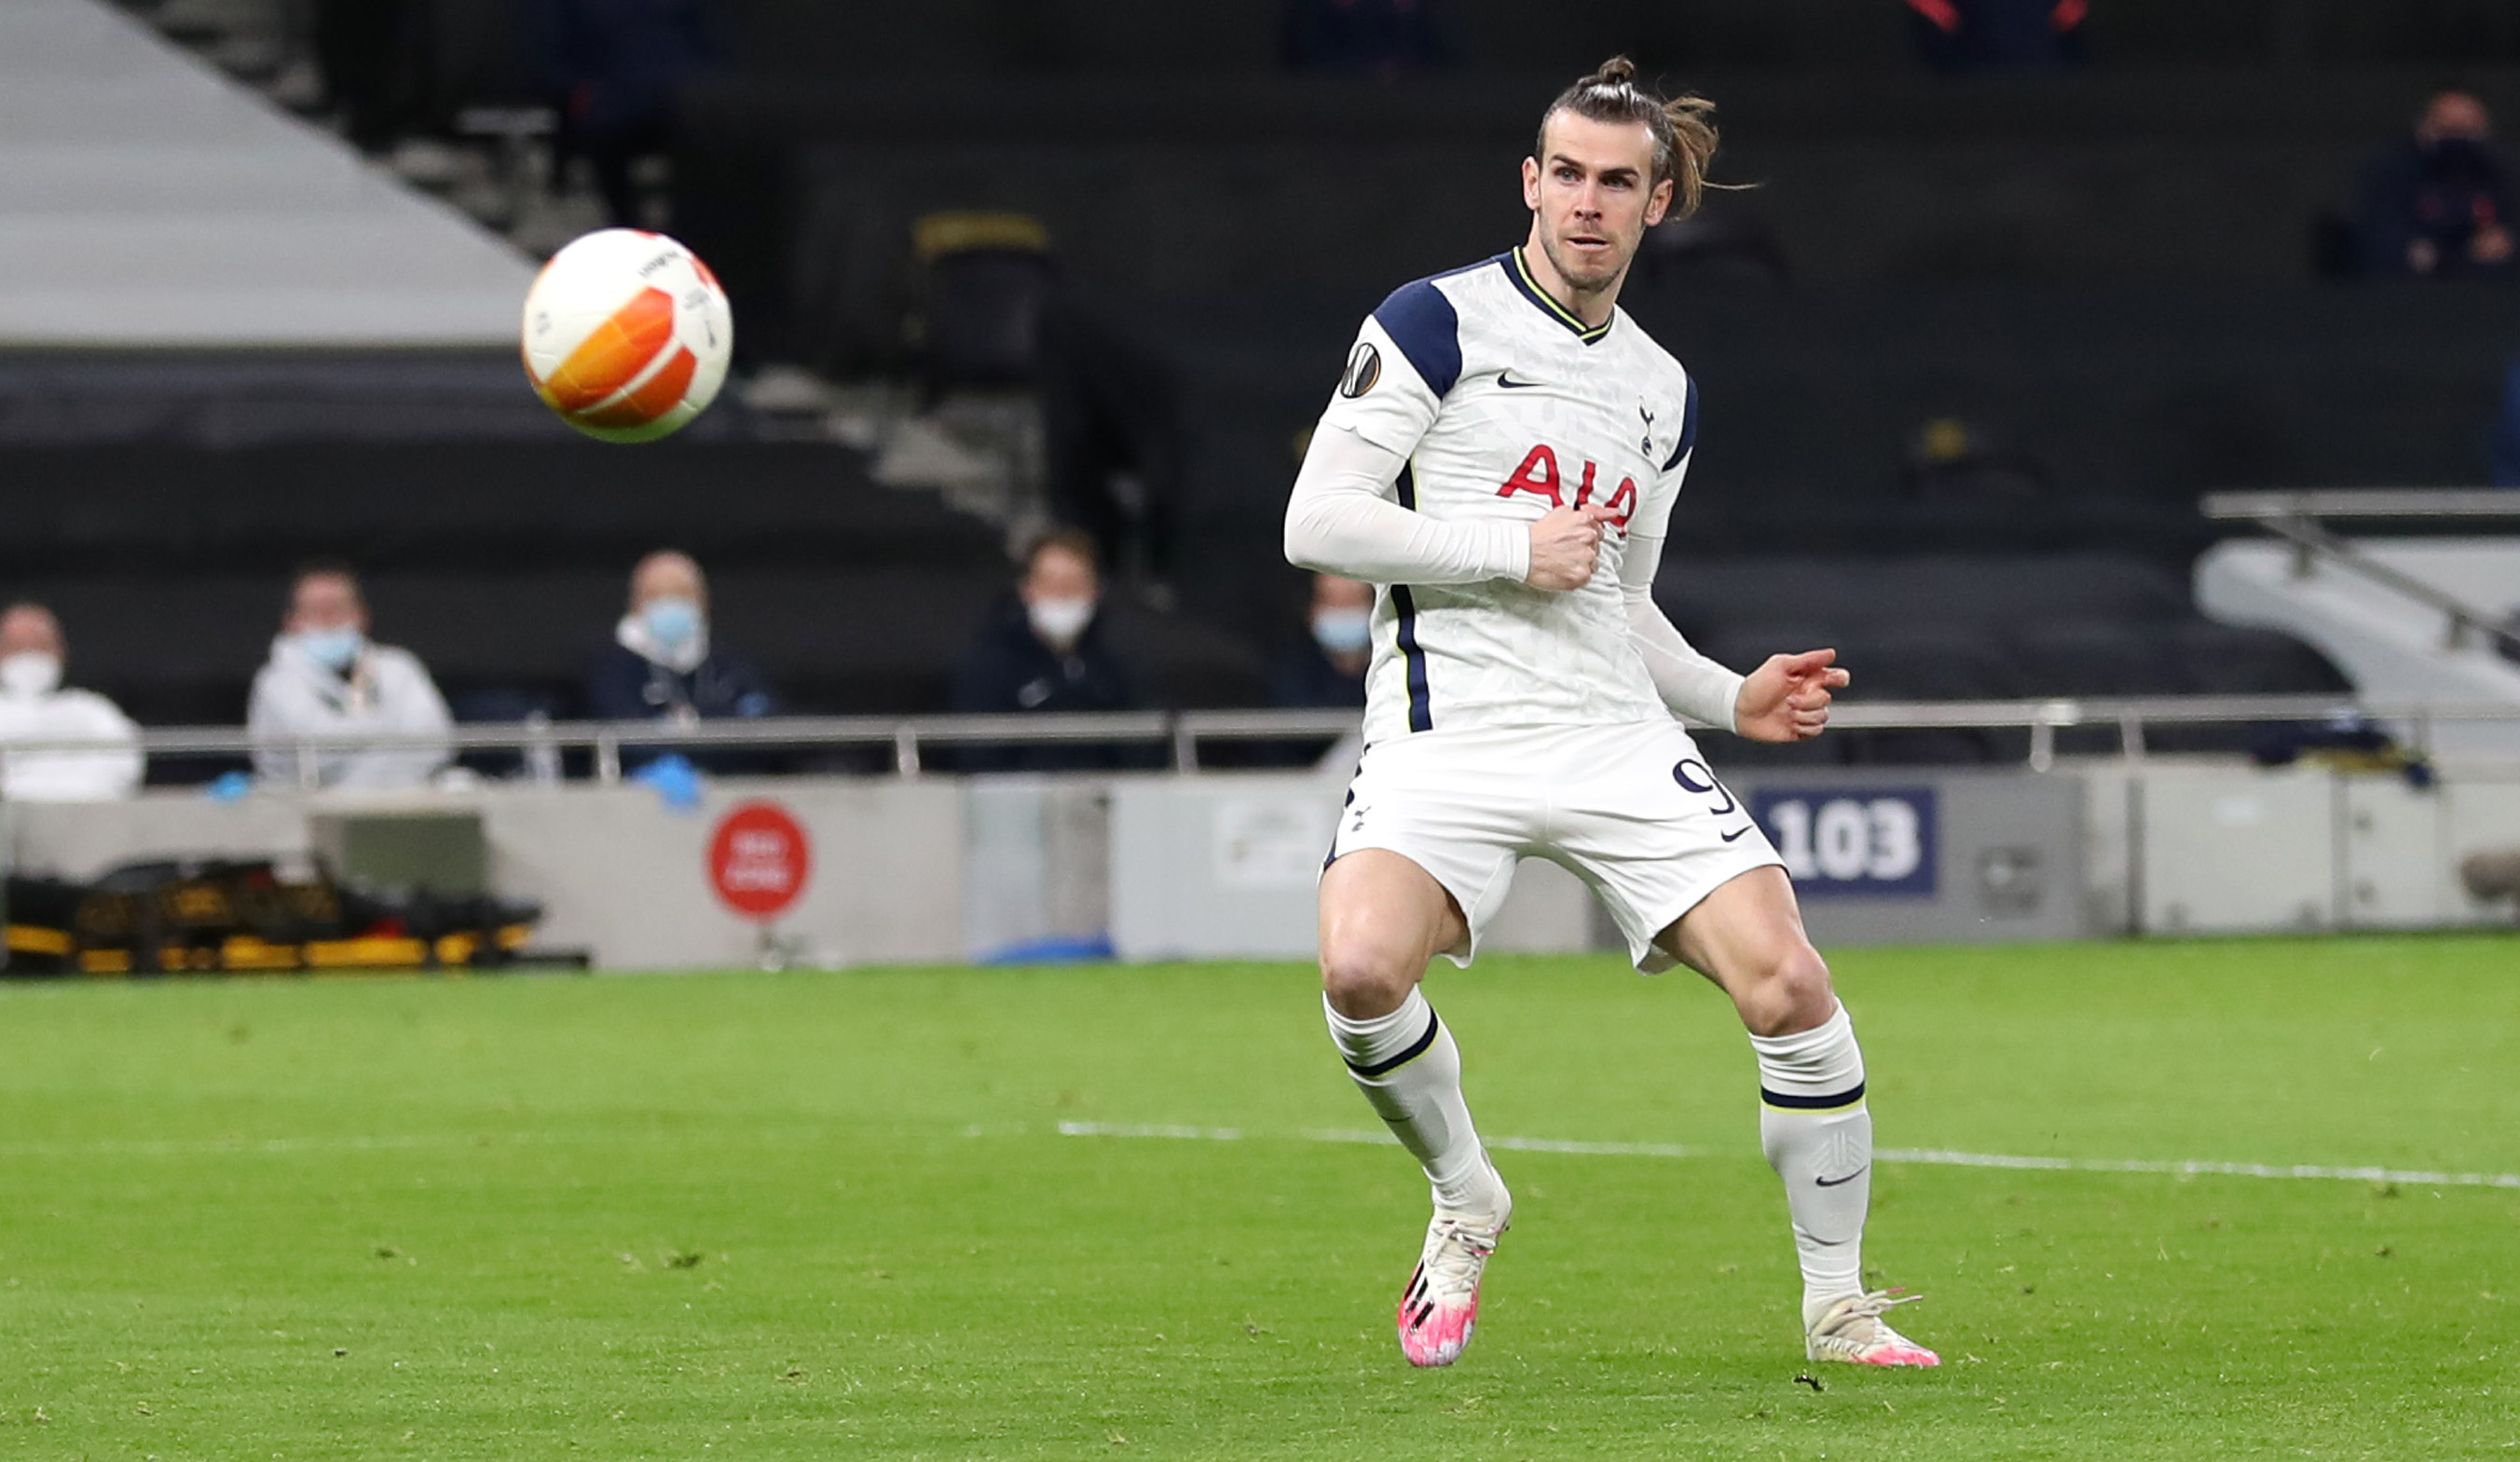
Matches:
[521,229,733,444]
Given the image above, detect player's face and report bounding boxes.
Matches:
[1521,113,1674,294]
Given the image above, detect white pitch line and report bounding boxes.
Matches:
[1054,1122,2520,1190]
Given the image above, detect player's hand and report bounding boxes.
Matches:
[1523,504,1619,592]
[1733,649,1851,744]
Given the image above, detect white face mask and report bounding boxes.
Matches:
[1311,608,1372,656]
[295,627,364,672]
[640,595,704,650]
[0,651,61,696]
[1027,596,1095,649]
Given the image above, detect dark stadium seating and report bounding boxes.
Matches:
[1661,554,2348,707]
[698,0,2520,79]
[0,423,1264,731]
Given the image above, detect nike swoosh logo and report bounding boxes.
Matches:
[1815,1167,1869,1188]
[1496,372,1544,389]
[1719,826,1751,842]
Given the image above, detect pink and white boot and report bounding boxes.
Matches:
[1396,1199,1510,1367]
[1805,1290,1940,1367]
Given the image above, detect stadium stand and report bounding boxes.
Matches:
[36,0,2520,758]
[2,0,533,346]
[0,432,1263,735]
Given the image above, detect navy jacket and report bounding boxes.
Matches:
[586,642,777,770]
[949,598,1141,772]
[2358,138,2517,278]
[1269,639,1369,711]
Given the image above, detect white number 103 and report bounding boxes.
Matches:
[1765,798,1924,882]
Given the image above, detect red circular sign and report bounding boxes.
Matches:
[706,800,813,920]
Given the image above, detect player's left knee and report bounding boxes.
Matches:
[1742,942,1835,1037]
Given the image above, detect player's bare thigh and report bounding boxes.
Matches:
[1319,849,1469,1021]
[1652,865,1839,1038]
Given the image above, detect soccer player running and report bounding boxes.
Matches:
[1283,58,1938,1371]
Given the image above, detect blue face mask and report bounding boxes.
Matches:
[1312,608,1372,656]
[297,627,363,671]
[641,596,703,649]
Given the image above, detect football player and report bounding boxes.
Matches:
[1284,57,1937,1371]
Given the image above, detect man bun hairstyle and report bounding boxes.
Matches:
[1539,56,1720,219]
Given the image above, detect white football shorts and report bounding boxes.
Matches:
[1325,719,1786,973]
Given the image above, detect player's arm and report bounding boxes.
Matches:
[1282,424,1529,584]
[1284,284,1613,590]
[1619,530,1747,731]
[1622,383,1847,742]
[1621,536,1847,743]
[1285,429,1618,587]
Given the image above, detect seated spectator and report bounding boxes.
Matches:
[587,550,777,768]
[249,564,452,790]
[1271,574,1373,709]
[2357,91,2516,280]
[951,529,1141,771]
[1907,0,2088,72]
[0,602,143,801]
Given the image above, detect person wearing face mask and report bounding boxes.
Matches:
[0,602,144,801]
[248,564,453,789]
[585,550,778,770]
[2358,91,2517,280]
[1272,573,1376,710]
[950,527,1142,772]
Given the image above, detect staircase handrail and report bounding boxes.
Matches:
[2200,491,2520,656]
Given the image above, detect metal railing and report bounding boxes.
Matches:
[2201,488,2520,655]
[9,697,2520,786]
[7,709,1363,786]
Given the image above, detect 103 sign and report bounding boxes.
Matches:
[1748,787,1938,897]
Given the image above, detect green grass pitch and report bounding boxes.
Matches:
[2,936,2515,1459]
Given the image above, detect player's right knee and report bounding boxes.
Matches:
[1739,943,1835,1037]
[1319,937,1420,1020]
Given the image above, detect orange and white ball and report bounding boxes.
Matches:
[522,229,733,443]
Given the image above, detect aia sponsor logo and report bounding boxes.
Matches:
[1495,444,1637,530]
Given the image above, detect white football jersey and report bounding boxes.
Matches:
[1315,248,1700,745]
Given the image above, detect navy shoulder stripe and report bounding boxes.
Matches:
[1662,373,1700,472]
[1371,279,1462,399]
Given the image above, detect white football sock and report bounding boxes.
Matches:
[1747,1003,1872,1324]
[1324,990,1506,1217]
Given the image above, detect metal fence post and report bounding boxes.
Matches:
[2116,710,2147,761]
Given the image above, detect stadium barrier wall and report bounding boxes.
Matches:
[6,760,2512,971]
[5,780,966,971]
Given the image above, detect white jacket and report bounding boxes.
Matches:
[0,686,144,800]
[248,637,453,790]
